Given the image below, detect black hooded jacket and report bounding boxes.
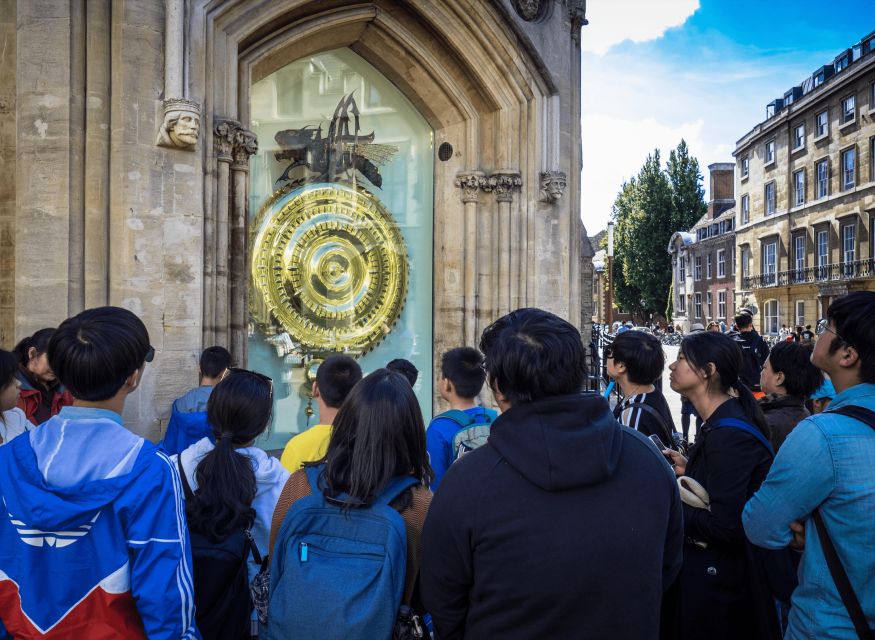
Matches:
[420,393,683,640]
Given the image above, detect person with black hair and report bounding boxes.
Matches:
[162,345,232,455]
[13,328,73,424]
[426,347,497,490]
[0,306,199,638]
[386,358,419,387]
[267,369,433,638]
[607,331,677,448]
[666,331,777,640]
[173,368,288,638]
[0,349,34,444]
[279,354,362,472]
[732,312,770,393]
[745,291,875,639]
[421,308,682,639]
[758,341,823,452]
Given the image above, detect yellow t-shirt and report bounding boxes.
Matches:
[279,423,332,472]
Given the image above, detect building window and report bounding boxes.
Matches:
[741,194,749,224]
[793,123,805,150]
[694,256,702,281]
[816,159,829,198]
[694,293,702,319]
[717,249,726,278]
[793,169,805,206]
[741,156,749,178]
[817,229,829,280]
[763,240,777,286]
[765,181,776,216]
[841,95,855,124]
[815,110,828,137]
[718,290,726,320]
[678,294,686,315]
[706,292,713,319]
[842,147,855,190]
[842,222,856,275]
[794,234,805,276]
[741,247,750,278]
[796,300,805,327]
[764,300,779,336]
[678,256,686,281]
[765,139,775,164]
[706,254,713,279]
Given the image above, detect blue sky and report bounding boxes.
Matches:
[581,0,875,235]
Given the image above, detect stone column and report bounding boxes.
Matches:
[213,120,237,347]
[229,128,257,366]
[454,172,483,348]
[491,171,522,316]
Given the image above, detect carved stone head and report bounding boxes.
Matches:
[540,170,567,203]
[157,99,201,150]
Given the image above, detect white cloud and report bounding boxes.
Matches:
[582,0,700,56]
[580,114,707,235]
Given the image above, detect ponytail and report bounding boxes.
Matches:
[187,435,256,542]
[731,379,771,441]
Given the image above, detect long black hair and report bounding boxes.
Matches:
[14,328,55,366]
[680,331,770,438]
[186,369,273,542]
[322,368,432,508]
[0,350,17,390]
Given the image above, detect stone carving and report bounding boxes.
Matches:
[540,170,567,203]
[156,98,201,151]
[489,172,523,202]
[214,119,258,168]
[568,0,588,46]
[512,0,547,21]
[232,129,259,170]
[454,173,483,203]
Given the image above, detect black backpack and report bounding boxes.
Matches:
[177,458,256,640]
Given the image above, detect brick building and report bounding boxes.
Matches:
[734,31,875,334]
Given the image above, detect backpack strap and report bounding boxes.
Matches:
[713,418,775,457]
[812,510,875,639]
[437,409,476,428]
[372,476,420,509]
[623,401,674,448]
[824,405,875,431]
[176,455,195,500]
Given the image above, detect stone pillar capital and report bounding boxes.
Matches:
[490,171,522,203]
[214,119,241,163]
[231,129,258,171]
[454,171,485,203]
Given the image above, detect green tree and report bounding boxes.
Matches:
[609,141,706,321]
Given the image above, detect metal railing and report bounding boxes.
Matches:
[743,259,875,289]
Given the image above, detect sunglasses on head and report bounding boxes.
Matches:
[221,367,274,396]
[145,346,155,363]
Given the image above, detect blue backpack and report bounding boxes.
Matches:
[263,464,417,640]
[160,405,213,456]
[439,408,496,461]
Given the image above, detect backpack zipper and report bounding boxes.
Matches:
[300,541,309,562]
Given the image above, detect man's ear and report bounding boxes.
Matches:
[839,345,860,370]
[774,370,786,388]
[126,366,144,391]
[312,381,321,398]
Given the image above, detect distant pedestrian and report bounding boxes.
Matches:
[607,330,677,448]
[426,347,497,491]
[0,307,198,638]
[279,355,362,472]
[13,328,73,425]
[0,350,34,445]
[745,293,875,639]
[758,341,823,452]
[666,331,776,640]
[161,345,232,455]
[421,308,682,639]
[707,321,721,332]
[732,312,770,393]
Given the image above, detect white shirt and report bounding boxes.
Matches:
[0,408,35,445]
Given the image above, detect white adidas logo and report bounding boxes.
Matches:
[8,511,100,548]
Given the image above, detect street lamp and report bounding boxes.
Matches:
[606,221,614,327]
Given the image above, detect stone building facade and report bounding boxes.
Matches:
[0,0,591,441]
[669,163,736,331]
[734,31,875,335]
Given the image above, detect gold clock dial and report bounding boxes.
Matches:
[251,183,408,356]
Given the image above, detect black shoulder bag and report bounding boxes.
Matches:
[813,405,875,639]
[623,401,681,452]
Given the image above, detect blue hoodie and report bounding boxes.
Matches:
[0,407,200,639]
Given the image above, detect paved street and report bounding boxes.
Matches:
[660,345,699,442]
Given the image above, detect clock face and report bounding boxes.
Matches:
[250,182,408,356]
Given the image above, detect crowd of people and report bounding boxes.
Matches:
[0,293,871,639]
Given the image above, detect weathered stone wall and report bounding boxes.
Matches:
[0,0,15,347]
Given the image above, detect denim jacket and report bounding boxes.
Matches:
[743,383,875,640]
